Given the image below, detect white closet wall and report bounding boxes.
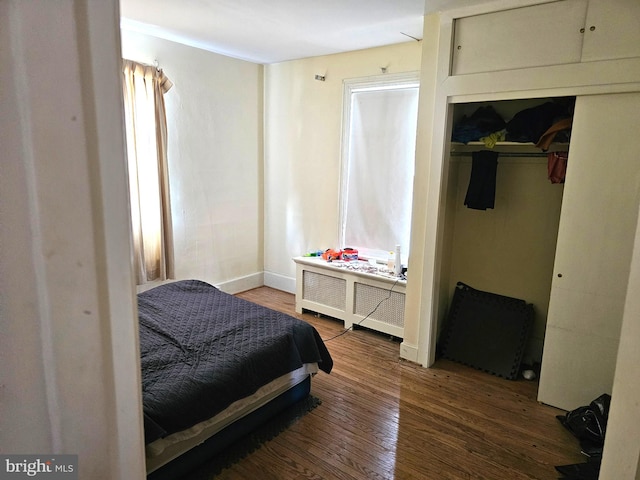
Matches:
[445,149,564,364]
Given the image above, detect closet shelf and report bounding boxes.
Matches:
[451,141,569,154]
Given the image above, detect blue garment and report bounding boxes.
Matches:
[452,106,506,144]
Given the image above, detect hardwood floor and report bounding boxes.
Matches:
[215,287,584,479]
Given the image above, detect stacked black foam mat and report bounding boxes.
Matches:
[439,282,533,380]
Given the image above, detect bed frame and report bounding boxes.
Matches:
[147,374,311,479]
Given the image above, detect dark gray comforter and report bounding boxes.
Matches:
[138,280,332,443]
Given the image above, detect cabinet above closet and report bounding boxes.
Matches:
[451,0,640,76]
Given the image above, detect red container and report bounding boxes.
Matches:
[342,248,358,261]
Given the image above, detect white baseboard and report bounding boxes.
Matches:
[216,272,264,295]
[141,271,294,296]
[264,271,296,294]
[400,341,420,364]
[136,278,179,294]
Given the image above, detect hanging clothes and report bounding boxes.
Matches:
[548,151,568,184]
[465,150,499,210]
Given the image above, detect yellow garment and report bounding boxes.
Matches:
[480,129,506,148]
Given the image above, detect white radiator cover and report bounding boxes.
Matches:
[353,283,405,328]
[302,271,347,312]
[295,257,406,338]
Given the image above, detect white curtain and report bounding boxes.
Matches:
[343,86,418,257]
[122,60,174,284]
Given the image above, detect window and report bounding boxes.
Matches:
[122,60,174,285]
[339,73,419,265]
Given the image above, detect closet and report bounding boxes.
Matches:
[412,1,640,474]
[437,93,640,410]
[413,0,640,412]
[440,97,572,369]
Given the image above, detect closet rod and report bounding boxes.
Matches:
[450,151,562,158]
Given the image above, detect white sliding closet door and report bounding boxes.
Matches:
[538,93,640,410]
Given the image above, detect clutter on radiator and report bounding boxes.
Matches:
[321,248,343,261]
[303,247,406,280]
[312,248,359,262]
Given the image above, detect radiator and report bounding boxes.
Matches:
[297,260,405,338]
[302,270,347,312]
[353,282,405,328]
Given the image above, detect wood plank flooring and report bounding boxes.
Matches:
[214,287,584,479]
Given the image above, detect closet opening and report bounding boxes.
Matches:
[436,96,575,381]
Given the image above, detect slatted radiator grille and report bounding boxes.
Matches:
[354,282,405,328]
[302,270,347,311]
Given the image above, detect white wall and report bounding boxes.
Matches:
[600,202,640,478]
[1,1,145,477]
[121,30,264,293]
[263,42,422,293]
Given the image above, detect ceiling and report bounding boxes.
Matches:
[119,0,496,64]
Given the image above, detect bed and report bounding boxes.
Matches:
[138,279,333,478]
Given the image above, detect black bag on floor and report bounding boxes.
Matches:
[555,458,601,480]
[557,393,611,447]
